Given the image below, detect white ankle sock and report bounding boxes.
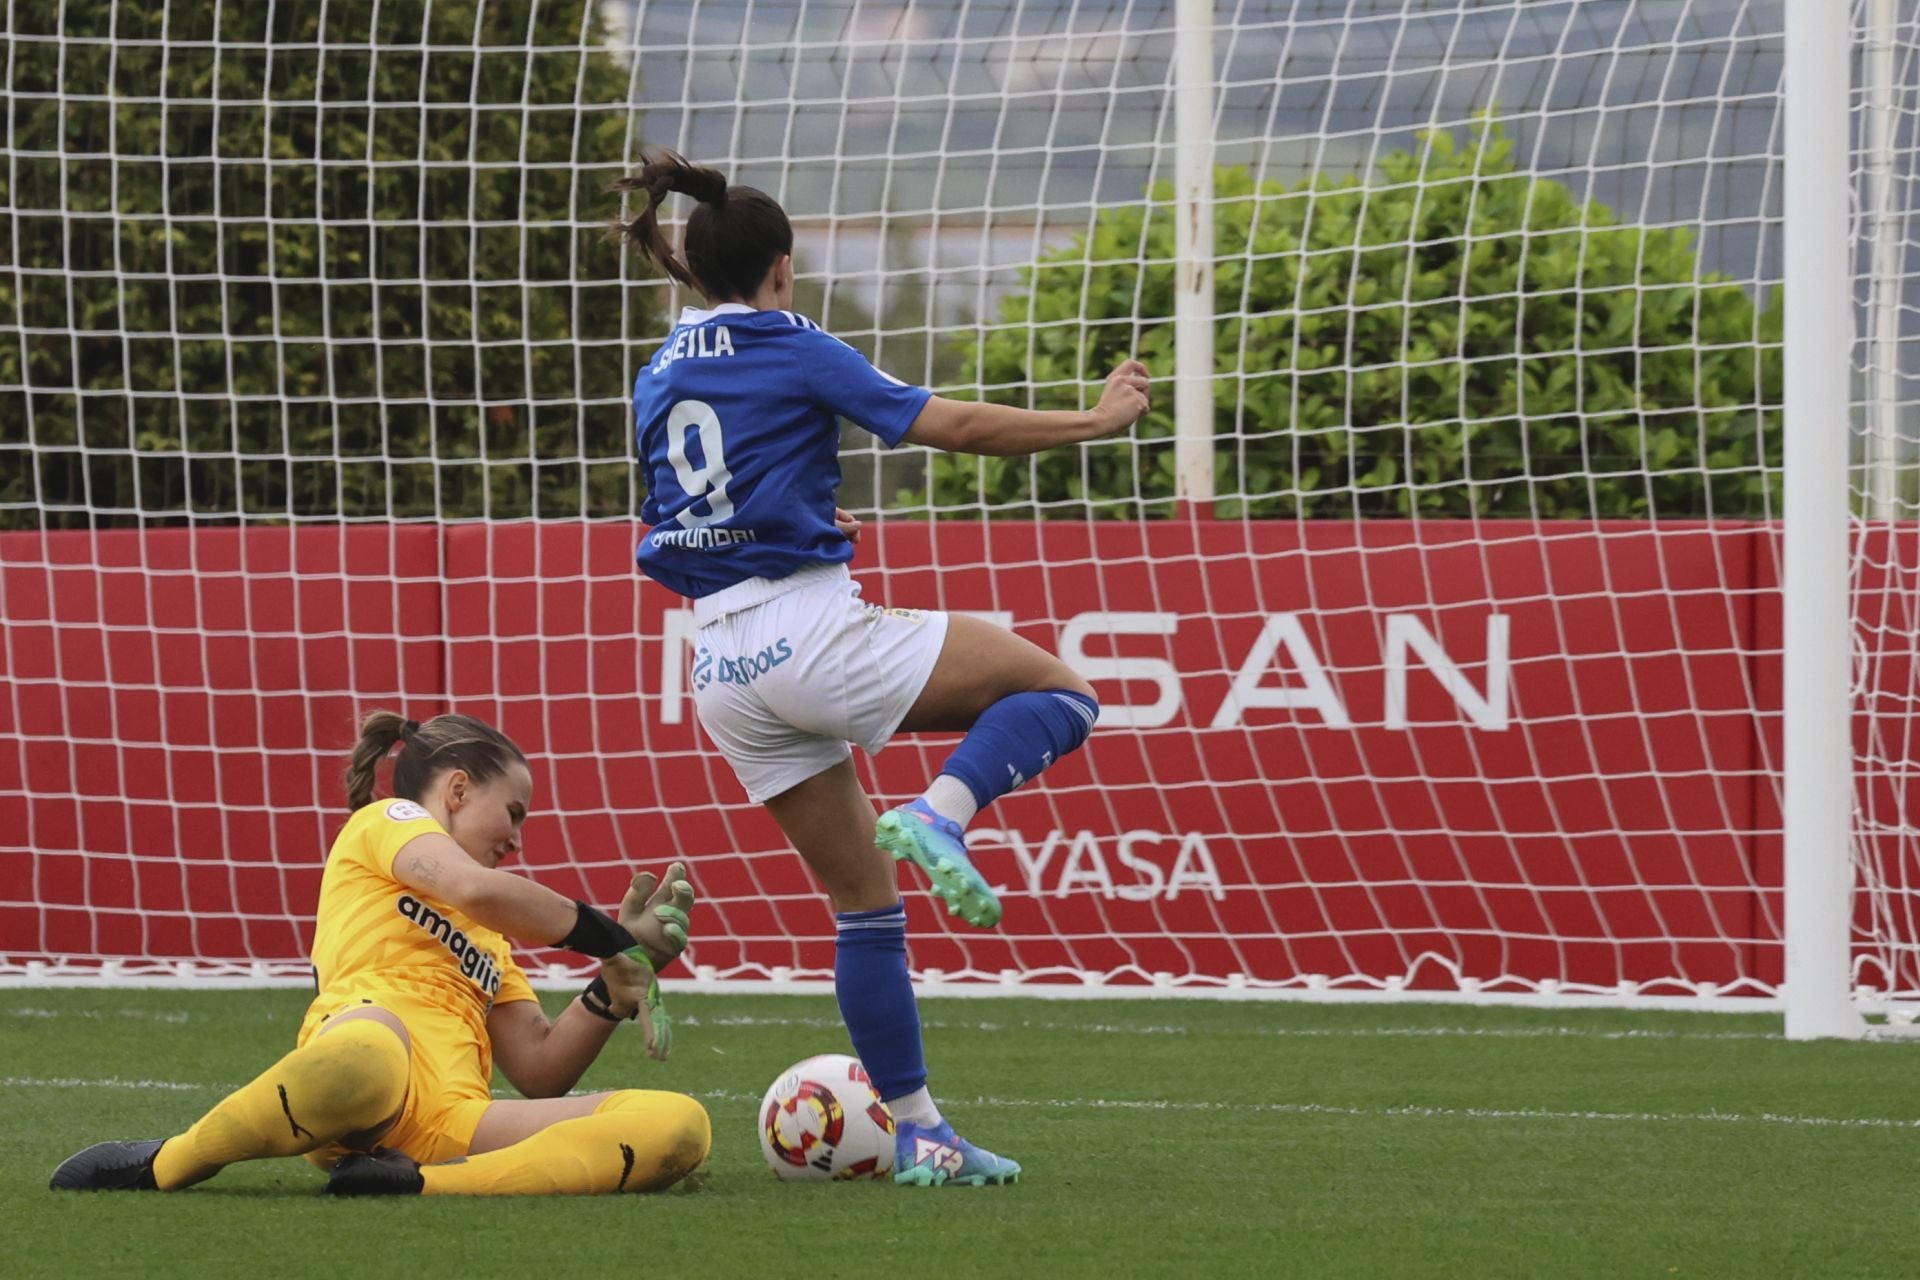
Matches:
[920,775,978,828]
[883,1086,942,1129]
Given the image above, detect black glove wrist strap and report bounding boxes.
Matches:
[579,974,632,1022]
[554,900,638,959]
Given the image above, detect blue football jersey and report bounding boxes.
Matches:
[632,305,932,598]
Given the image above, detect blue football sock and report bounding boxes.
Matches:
[833,902,926,1102]
[935,688,1099,813]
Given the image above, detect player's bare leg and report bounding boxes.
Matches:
[764,758,895,911]
[898,614,1091,732]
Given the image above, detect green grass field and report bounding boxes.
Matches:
[5,988,1919,1278]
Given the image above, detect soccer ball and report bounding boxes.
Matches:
[758,1053,896,1181]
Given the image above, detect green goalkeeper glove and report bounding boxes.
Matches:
[620,949,672,1061]
[619,863,696,972]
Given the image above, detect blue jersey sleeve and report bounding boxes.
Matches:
[795,330,933,448]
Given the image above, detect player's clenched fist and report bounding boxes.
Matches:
[1091,358,1151,436]
[618,861,696,971]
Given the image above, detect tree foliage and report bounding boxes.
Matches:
[4,0,653,528]
[929,121,1783,520]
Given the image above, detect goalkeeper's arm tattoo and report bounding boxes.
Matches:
[400,849,444,889]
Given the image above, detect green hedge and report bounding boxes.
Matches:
[929,122,1783,520]
[4,0,654,529]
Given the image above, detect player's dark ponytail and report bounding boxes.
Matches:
[609,145,794,303]
[344,711,526,811]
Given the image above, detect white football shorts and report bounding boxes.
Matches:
[689,562,950,803]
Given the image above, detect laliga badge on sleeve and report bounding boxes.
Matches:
[385,799,432,822]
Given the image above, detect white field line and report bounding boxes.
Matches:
[0,1076,219,1093]
[689,1089,1920,1132]
[676,1013,1781,1042]
[8,1076,1917,1133]
[0,1005,1781,1041]
[4,1007,198,1023]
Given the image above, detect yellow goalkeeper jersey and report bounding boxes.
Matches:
[301,799,537,1079]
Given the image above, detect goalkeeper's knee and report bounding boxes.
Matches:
[309,1019,413,1135]
[592,1090,712,1191]
[416,1090,709,1196]
[153,1016,410,1189]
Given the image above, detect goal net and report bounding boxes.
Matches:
[1850,0,1920,1012]
[1,0,1908,1010]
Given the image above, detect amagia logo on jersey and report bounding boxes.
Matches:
[396,894,503,998]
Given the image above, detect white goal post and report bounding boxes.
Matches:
[1,1,1914,1037]
[1781,0,1859,1040]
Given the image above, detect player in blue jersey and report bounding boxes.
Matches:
[611,148,1150,1187]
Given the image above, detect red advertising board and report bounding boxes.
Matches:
[0,518,1876,996]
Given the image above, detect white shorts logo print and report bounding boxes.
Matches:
[385,800,431,822]
[690,567,950,804]
[691,639,795,692]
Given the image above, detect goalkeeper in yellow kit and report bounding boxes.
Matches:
[50,710,708,1197]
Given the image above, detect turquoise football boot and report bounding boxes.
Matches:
[893,1119,1021,1187]
[874,798,1001,928]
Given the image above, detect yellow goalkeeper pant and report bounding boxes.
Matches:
[152,1019,409,1191]
[420,1090,710,1196]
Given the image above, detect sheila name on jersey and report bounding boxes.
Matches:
[650,324,736,374]
[396,893,503,998]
